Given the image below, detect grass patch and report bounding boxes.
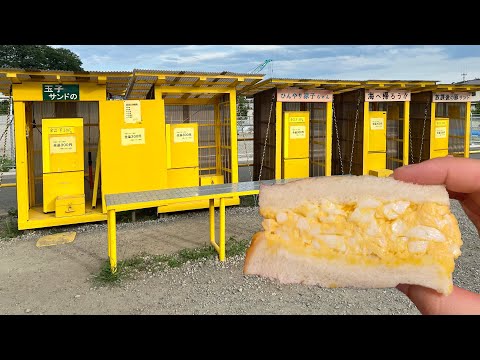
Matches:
[93,237,251,286]
[0,208,21,240]
[0,158,15,172]
[240,195,257,207]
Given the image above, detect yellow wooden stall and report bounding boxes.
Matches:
[409,83,480,162]
[240,78,362,180]
[0,69,131,230]
[0,68,263,230]
[331,80,437,177]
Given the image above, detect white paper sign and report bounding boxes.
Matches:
[121,128,145,146]
[365,90,411,102]
[433,92,472,102]
[277,88,333,102]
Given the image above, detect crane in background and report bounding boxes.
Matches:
[248,59,273,75]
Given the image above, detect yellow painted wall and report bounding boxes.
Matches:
[99,99,166,212]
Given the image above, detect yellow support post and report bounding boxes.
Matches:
[465,102,471,158]
[403,101,410,165]
[209,198,219,253]
[98,100,108,214]
[26,104,35,206]
[214,100,221,175]
[229,91,238,183]
[362,102,369,175]
[13,101,29,227]
[325,101,333,176]
[91,140,101,209]
[108,209,117,273]
[275,101,282,179]
[430,102,436,159]
[219,197,226,261]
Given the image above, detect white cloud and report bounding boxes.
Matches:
[55,45,480,83]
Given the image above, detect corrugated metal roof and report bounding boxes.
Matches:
[432,83,480,92]
[0,68,264,98]
[455,79,480,85]
[240,78,446,96]
[240,78,365,96]
[0,67,131,75]
[365,79,438,83]
[261,77,363,82]
[133,68,263,78]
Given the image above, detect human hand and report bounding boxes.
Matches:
[393,157,480,315]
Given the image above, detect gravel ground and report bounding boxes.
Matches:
[0,201,479,315]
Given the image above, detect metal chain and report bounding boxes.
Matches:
[241,118,254,181]
[0,95,12,187]
[418,101,429,163]
[254,95,274,206]
[258,94,275,183]
[332,101,344,175]
[348,90,362,175]
[409,114,414,164]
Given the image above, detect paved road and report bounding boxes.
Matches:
[0,173,16,217]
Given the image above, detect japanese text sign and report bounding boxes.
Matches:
[277,88,333,103]
[43,84,80,101]
[365,89,411,102]
[433,92,472,102]
[121,128,145,146]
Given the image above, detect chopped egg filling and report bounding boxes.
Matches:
[261,199,462,273]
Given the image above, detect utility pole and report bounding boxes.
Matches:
[461,72,467,82]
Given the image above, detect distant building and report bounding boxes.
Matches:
[454,79,480,110]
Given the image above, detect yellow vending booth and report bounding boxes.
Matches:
[0,68,263,230]
[42,118,85,217]
[166,123,199,188]
[282,111,309,178]
[0,68,133,230]
[331,80,437,176]
[409,83,480,163]
[117,69,263,215]
[241,78,362,180]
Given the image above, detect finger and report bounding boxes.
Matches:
[394,158,480,194]
[396,284,480,315]
[447,190,467,201]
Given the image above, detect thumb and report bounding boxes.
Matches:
[397,284,480,315]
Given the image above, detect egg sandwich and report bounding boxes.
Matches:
[243,176,462,295]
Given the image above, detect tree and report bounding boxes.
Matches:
[473,102,480,115]
[237,95,249,118]
[0,100,8,115]
[0,45,83,71]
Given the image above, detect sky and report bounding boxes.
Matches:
[53,45,480,84]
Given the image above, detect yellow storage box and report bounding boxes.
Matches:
[55,194,86,218]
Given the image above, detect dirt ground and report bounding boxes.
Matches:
[0,201,479,315]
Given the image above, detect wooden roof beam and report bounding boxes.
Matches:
[333,85,366,94]
[229,77,245,88]
[193,76,207,87]
[6,73,22,84]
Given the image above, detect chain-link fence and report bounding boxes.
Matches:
[0,114,15,162]
[472,114,480,152]
[237,97,254,180]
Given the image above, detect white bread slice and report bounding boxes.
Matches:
[245,232,451,294]
[244,175,462,295]
[259,175,449,210]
